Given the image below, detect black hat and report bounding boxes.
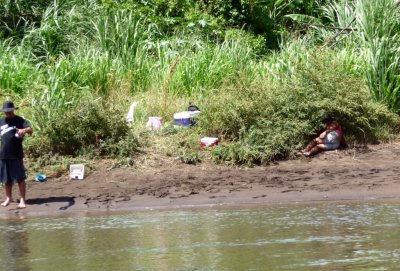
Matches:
[0,101,18,112]
[322,115,335,124]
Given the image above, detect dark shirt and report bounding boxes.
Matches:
[0,116,30,159]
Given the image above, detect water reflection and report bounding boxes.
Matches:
[0,202,399,271]
[0,215,31,271]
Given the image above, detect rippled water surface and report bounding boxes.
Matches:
[0,202,400,271]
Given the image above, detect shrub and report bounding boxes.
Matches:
[26,96,141,158]
[199,52,399,165]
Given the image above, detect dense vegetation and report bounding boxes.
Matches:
[1,0,399,167]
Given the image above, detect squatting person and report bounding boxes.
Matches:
[0,101,33,208]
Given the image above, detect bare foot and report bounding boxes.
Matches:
[1,198,11,207]
[18,199,26,209]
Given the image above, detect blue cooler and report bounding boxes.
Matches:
[173,111,200,127]
[174,112,191,127]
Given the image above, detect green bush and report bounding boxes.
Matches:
[26,97,141,158]
[199,52,399,165]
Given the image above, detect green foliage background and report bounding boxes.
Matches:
[0,0,399,166]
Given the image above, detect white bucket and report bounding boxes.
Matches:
[70,164,85,180]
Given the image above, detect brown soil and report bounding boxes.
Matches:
[2,143,400,217]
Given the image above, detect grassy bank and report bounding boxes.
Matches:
[1,0,399,170]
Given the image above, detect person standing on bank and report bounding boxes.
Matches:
[0,101,33,208]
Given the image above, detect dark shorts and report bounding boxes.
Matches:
[0,159,26,185]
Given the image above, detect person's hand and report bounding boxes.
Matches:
[16,128,26,138]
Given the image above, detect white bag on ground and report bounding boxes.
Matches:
[126,101,137,126]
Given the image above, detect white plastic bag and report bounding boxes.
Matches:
[126,101,137,126]
[146,117,162,130]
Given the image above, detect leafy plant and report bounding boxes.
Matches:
[200,51,399,165]
[26,96,140,158]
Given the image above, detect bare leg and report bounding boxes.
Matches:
[1,183,12,207]
[303,141,316,152]
[303,138,323,152]
[17,181,26,209]
[304,144,326,157]
[303,138,319,152]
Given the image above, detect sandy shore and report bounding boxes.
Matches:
[2,143,400,217]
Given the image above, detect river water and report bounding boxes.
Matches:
[0,202,399,271]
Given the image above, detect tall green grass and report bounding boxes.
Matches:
[356,0,400,112]
[90,10,158,92]
[322,0,400,112]
[169,38,256,96]
[0,41,37,94]
[263,37,312,82]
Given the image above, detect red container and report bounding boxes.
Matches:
[200,137,219,148]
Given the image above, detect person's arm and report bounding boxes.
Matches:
[319,122,336,138]
[16,127,32,137]
[17,118,33,137]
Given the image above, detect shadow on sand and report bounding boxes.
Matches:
[26,196,75,210]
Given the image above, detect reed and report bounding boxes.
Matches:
[355,0,400,112]
[168,37,255,96]
[321,0,400,112]
[0,41,37,94]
